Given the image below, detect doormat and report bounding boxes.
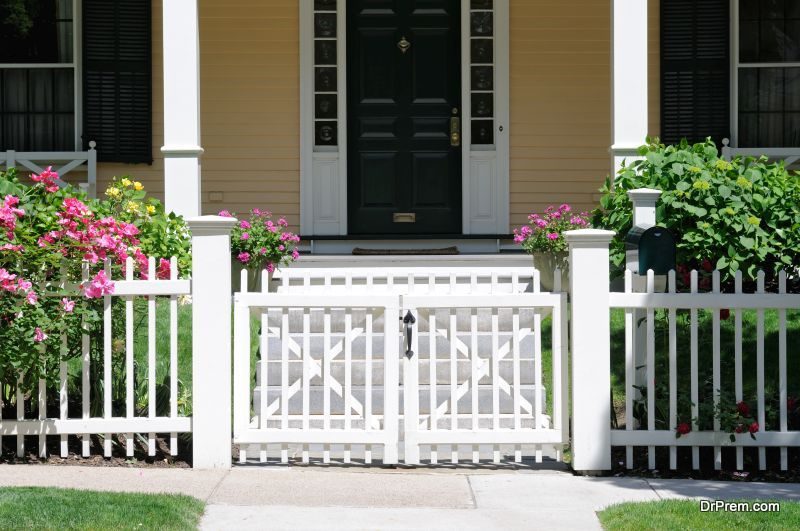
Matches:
[352,246,460,256]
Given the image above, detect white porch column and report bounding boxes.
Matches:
[611,0,649,172]
[162,0,203,218]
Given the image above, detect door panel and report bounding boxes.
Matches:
[348,0,462,235]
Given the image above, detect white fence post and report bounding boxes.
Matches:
[188,216,237,469]
[566,229,616,474]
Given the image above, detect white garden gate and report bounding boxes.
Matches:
[231,269,569,466]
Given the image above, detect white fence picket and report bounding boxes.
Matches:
[611,267,800,473]
[0,257,190,461]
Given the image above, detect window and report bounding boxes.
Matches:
[0,0,79,151]
[736,0,800,147]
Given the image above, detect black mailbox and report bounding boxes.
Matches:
[625,226,676,275]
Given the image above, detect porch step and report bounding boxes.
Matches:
[255,357,539,387]
[252,385,548,423]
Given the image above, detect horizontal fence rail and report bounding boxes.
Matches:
[611,268,800,472]
[0,257,191,460]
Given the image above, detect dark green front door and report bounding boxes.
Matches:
[347,0,462,235]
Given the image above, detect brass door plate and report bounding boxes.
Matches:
[393,213,416,223]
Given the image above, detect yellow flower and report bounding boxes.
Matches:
[692,180,711,191]
[737,176,752,189]
[126,201,140,214]
[133,181,144,191]
[747,216,760,227]
[106,186,122,199]
[146,205,156,215]
[725,207,735,216]
[120,178,132,187]
[715,160,732,172]
[688,166,702,174]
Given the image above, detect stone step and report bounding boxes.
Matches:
[255,357,541,386]
[252,308,550,335]
[252,384,548,419]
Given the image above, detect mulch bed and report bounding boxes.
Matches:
[0,434,191,468]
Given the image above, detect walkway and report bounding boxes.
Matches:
[2,464,800,530]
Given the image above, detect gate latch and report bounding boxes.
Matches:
[402,310,416,359]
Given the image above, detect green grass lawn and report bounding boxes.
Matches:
[598,499,800,530]
[609,308,800,430]
[0,488,204,530]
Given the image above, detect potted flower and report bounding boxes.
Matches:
[513,204,590,292]
[221,209,301,292]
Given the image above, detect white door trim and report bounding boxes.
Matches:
[300,0,510,237]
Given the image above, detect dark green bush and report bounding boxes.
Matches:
[593,139,800,283]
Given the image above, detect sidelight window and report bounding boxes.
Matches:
[470,0,494,146]
[314,0,339,148]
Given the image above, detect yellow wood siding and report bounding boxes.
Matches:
[96,0,300,229]
[509,0,660,229]
[91,1,661,235]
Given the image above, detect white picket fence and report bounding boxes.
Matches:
[0,144,98,198]
[610,268,800,472]
[0,257,191,459]
[233,267,567,465]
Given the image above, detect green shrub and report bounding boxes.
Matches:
[593,138,800,283]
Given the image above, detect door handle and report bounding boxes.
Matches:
[402,310,416,359]
[450,114,461,147]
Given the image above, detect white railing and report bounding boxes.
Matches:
[274,267,538,294]
[610,269,800,472]
[721,138,800,167]
[0,257,191,460]
[0,141,98,197]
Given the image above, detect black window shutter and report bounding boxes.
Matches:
[83,0,152,164]
[661,0,730,145]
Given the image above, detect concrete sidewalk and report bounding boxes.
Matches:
[2,465,800,530]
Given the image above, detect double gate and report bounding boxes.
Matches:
[232,270,568,465]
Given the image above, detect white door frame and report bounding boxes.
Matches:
[299,0,510,237]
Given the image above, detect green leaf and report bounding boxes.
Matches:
[740,236,756,250]
[718,185,731,198]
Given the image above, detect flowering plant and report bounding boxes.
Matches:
[514,204,590,254]
[222,209,300,273]
[0,167,190,391]
[712,394,760,442]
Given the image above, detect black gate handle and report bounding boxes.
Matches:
[403,310,416,359]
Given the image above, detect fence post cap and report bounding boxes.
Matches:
[627,188,662,201]
[564,229,616,245]
[187,215,238,235]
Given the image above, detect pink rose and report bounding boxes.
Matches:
[238,252,251,264]
[218,210,233,218]
[240,220,251,229]
[547,233,559,241]
[34,327,48,343]
[241,232,250,241]
[61,298,76,313]
[83,270,115,299]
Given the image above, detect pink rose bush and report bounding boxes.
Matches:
[223,209,301,273]
[1,168,190,391]
[514,204,591,254]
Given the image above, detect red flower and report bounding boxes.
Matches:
[736,401,750,417]
[749,422,759,434]
[734,424,744,434]
[701,259,713,273]
[789,396,797,412]
[676,423,691,436]
[720,309,731,320]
